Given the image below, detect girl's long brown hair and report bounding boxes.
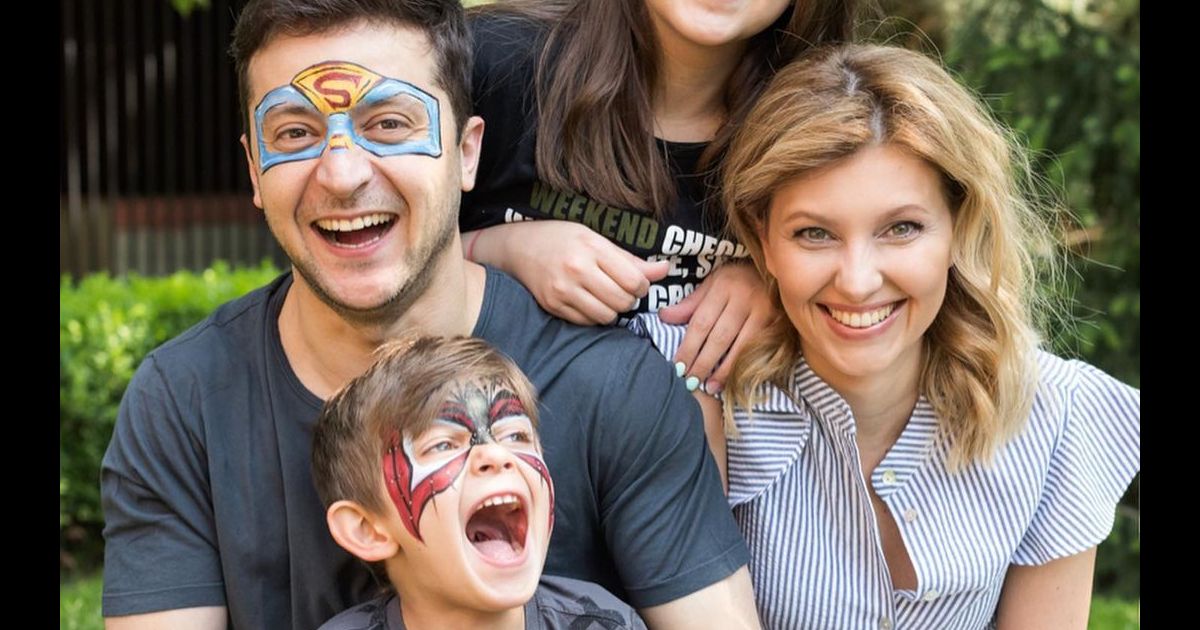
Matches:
[471,0,865,218]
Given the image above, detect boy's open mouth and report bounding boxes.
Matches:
[464,493,528,563]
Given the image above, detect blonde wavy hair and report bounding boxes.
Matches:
[722,44,1065,469]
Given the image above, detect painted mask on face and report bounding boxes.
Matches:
[382,385,554,544]
[254,60,442,172]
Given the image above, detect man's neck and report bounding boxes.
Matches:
[278,254,488,400]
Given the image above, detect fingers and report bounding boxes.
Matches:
[543,279,625,325]
[597,248,659,300]
[688,299,747,389]
[635,257,672,282]
[656,278,707,325]
[672,283,731,384]
[707,308,775,389]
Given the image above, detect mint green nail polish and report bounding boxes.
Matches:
[685,376,700,391]
[675,362,686,378]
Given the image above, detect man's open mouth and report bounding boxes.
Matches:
[464,493,528,564]
[313,213,396,248]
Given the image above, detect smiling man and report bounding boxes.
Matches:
[99,1,755,629]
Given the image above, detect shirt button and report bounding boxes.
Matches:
[882,470,897,484]
[923,590,939,602]
[903,508,918,523]
[879,616,893,630]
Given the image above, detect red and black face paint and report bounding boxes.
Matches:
[382,384,554,542]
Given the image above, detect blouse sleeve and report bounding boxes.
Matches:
[1011,360,1140,565]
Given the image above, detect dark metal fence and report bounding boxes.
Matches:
[60,0,287,278]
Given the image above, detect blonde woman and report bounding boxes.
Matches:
[638,44,1139,629]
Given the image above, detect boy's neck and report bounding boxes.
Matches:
[398,593,526,630]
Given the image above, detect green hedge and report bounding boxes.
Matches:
[60,261,282,572]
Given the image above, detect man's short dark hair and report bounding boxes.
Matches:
[230,0,472,137]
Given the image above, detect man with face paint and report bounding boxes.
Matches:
[99,1,756,629]
[311,336,646,630]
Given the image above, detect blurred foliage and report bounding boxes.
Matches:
[878,0,1139,384]
[167,0,210,17]
[1088,596,1140,630]
[879,0,1140,603]
[60,261,282,575]
[60,573,103,630]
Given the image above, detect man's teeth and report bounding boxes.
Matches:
[314,213,393,232]
[828,304,896,328]
[479,494,520,511]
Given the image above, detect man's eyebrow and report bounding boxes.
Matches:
[261,102,320,122]
[357,93,427,113]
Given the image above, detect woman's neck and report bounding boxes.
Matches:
[805,343,924,452]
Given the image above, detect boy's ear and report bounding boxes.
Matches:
[326,500,400,563]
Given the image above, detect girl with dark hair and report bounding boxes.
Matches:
[460,0,865,397]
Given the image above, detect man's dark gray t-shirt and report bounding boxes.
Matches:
[100,268,748,629]
[319,575,647,630]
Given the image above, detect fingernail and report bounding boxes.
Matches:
[706,380,723,395]
[685,376,700,392]
[675,361,686,378]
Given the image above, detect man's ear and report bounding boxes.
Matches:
[240,133,263,210]
[458,115,485,193]
[326,500,399,563]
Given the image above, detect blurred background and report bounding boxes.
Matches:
[60,0,1139,627]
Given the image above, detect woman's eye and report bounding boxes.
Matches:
[795,227,831,242]
[887,221,923,238]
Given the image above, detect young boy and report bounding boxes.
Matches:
[311,335,647,629]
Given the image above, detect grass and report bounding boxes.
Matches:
[60,573,103,630]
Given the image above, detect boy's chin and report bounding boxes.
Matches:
[469,571,542,611]
[465,547,546,609]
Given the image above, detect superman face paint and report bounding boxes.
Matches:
[382,384,554,546]
[253,60,442,172]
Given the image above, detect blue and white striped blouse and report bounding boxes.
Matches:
[631,316,1140,630]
